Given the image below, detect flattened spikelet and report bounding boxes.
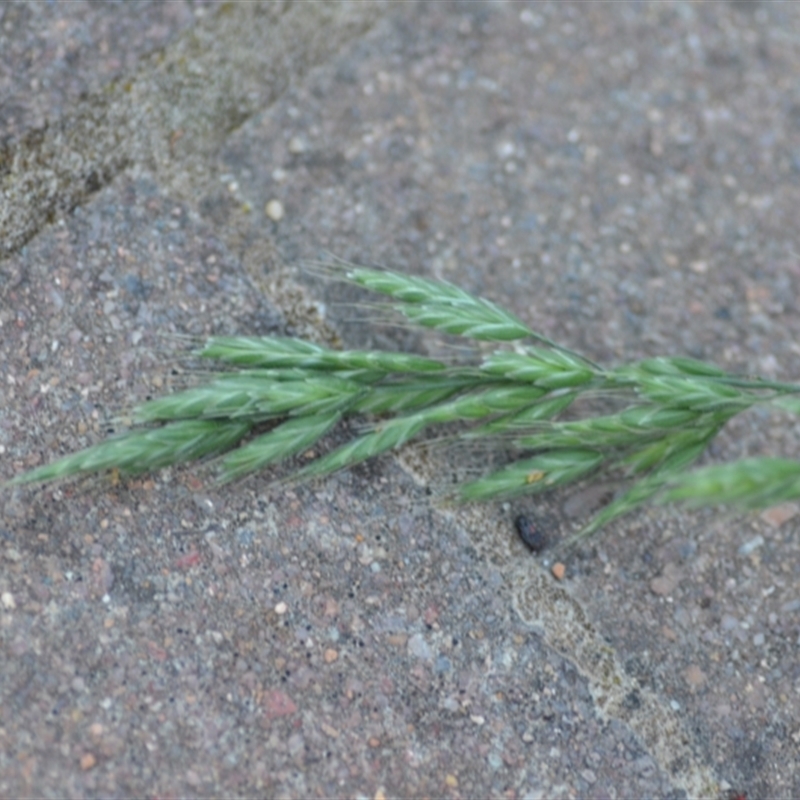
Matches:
[459,449,604,501]
[9,420,251,485]
[134,373,365,422]
[661,457,800,509]
[219,412,341,482]
[199,336,447,373]
[345,265,536,341]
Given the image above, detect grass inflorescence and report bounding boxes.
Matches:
[8,262,800,539]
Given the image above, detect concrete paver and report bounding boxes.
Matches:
[2,2,799,797]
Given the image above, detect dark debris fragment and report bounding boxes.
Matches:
[515,514,547,553]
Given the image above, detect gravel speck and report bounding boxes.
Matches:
[288,135,307,154]
[649,563,681,596]
[720,614,740,632]
[738,535,764,556]
[320,722,340,738]
[262,689,297,721]
[265,199,285,221]
[407,632,433,661]
[79,753,96,771]
[683,665,706,689]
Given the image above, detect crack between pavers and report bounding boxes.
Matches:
[0,0,385,264]
[394,443,721,799]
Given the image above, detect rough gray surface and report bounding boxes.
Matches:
[2,2,800,798]
[0,1,382,259]
[0,1,216,138]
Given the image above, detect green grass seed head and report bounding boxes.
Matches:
[7,263,800,538]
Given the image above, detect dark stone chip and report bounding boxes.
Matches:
[515,514,547,553]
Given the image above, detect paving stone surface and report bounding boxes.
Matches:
[2,2,800,798]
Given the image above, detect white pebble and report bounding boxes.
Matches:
[288,136,307,155]
[274,601,288,615]
[496,141,515,159]
[265,200,285,222]
[407,632,432,660]
[738,535,764,556]
[1,591,16,610]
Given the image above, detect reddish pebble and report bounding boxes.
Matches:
[175,550,201,569]
[262,689,297,721]
[551,562,566,580]
[760,502,798,528]
[80,753,96,770]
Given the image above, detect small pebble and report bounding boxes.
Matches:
[738,535,764,557]
[551,562,566,580]
[274,601,288,615]
[320,722,339,738]
[650,563,681,596]
[661,625,678,642]
[650,576,674,597]
[1,592,16,610]
[79,753,96,771]
[186,770,201,787]
[580,768,597,785]
[288,135,307,154]
[265,199,285,221]
[760,502,798,527]
[683,664,706,689]
[407,632,433,661]
[262,689,297,720]
[445,774,458,788]
[720,614,739,631]
[323,648,338,663]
